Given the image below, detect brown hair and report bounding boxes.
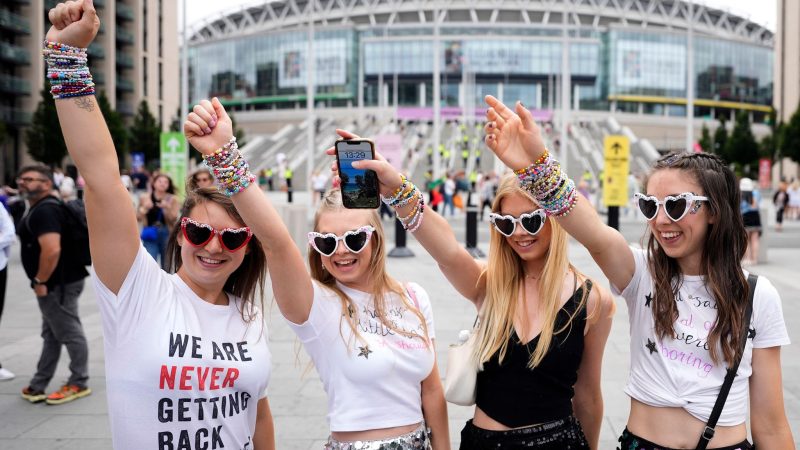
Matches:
[165,187,267,322]
[186,168,214,192]
[644,152,748,365]
[307,189,430,350]
[17,165,54,185]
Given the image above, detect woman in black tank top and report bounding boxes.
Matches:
[371,164,616,449]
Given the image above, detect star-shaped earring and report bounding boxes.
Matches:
[645,338,657,355]
[645,293,653,308]
[748,328,756,339]
[357,345,372,359]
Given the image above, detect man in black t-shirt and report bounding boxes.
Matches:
[15,165,91,405]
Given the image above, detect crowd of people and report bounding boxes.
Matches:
[0,2,794,449]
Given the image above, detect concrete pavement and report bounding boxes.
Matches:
[0,193,798,449]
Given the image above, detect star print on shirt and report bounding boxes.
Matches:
[748,328,756,339]
[357,345,372,359]
[646,338,658,355]
[645,292,653,307]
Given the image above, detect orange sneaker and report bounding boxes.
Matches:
[21,386,47,403]
[45,385,92,405]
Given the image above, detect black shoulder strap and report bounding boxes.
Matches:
[695,273,757,450]
[21,196,61,235]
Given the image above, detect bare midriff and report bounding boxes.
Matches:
[626,399,747,448]
[331,422,421,442]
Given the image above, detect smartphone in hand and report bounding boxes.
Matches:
[335,139,380,209]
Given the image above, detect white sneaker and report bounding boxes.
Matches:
[0,367,15,381]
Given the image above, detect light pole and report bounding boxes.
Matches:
[686,0,695,153]
[560,0,571,175]
[181,0,188,151]
[306,3,315,207]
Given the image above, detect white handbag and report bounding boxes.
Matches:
[444,317,481,406]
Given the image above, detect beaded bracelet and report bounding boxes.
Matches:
[202,137,256,197]
[381,175,410,206]
[43,40,95,99]
[517,156,579,217]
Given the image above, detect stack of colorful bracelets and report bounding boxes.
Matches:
[43,41,95,99]
[381,175,425,232]
[202,137,257,197]
[514,150,579,217]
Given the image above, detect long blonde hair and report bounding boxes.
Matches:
[474,174,588,369]
[307,189,431,350]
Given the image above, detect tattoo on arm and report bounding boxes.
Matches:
[74,96,95,112]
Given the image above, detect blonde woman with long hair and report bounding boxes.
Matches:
[184,102,449,450]
[332,130,615,450]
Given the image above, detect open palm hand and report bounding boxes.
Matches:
[483,95,547,170]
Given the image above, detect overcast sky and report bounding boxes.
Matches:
[183,0,777,32]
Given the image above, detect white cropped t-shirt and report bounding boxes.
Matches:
[287,281,436,431]
[613,247,790,426]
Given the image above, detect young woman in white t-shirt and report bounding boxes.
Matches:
[336,130,616,450]
[481,95,794,449]
[45,3,274,449]
[184,101,449,449]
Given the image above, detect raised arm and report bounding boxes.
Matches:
[327,130,486,305]
[483,96,634,291]
[47,0,139,293]
[184,99,313,323]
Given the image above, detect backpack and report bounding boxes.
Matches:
[26,197,91,267]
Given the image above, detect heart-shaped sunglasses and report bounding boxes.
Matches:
[634,192,708,222]
[488,210,547,237]
[307,226,375,257]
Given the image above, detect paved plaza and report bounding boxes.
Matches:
[0,192,798,449]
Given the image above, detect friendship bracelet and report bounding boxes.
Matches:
[202,137,255,197]
[517,156,578,217]
[43,40,95,99]
[381,175,410,206]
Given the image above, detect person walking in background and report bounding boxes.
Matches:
[483,95,793,449]
[137,173,179,268]
[443,174,456,217]
[311,169,328,206]
[478,171,497,221]
[739,178,761,265]
[773,181,788,232]
[0,206,16,381]
[15,165,91,405]
[187,167,214,191]
[787,180,800,220]
[45,3,275,447]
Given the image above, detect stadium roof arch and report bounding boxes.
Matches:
[189,0,774,47]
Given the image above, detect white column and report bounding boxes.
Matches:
[497,82,504,103]
[560,1,571,174]
[419,82,426,107]
[306,7,315,203]
[432,11,442,179]
[535,83,542,109]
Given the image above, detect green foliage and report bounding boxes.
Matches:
[699,123,712,153]
[131,100,162,166]
[725,111,759,174]
[781,104,800,163]
[96,91,129,168]
[25,88,67,167]
[712,116,728,161]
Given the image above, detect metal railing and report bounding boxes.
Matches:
[0,8,31,34]
[0,42,29,65]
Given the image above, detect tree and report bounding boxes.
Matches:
[712,116,729,162]
[725,111,759,174]
[26,88,67,167]
[699,123,712,153]
[96,91,129,168]
[780,104,800,164]
[131,100,161,166]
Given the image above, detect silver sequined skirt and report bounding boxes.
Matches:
[323,423,432,450]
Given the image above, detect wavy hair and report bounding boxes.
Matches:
[165,187,267,323]
[474,173,588,369]
[644,152,747,365]
[307,189,430,350]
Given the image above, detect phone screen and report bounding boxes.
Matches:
[336,140,380,209]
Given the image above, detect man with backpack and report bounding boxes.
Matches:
[15,165,91,405]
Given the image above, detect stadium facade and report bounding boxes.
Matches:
[188,0,774,135]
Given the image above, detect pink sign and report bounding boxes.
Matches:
[373,134,404,171]
[396,107,553,122]
[758,158,771,189]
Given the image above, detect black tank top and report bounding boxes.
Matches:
[475,280,591,428]
[145,192,166,226]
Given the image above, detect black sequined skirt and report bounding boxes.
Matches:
[459,415,590,449]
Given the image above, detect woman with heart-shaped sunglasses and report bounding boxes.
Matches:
[184,101,448,449]
[482,95,793,450]
[45,2,274,449]
[336,132,616,449]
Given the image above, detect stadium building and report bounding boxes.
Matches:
[187,0,775,185]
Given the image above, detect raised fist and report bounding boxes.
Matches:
[45,0,100,48]
[184,98,234,156]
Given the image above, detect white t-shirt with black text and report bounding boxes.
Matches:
[614,247,790,426]
[287,281,436,432]
[92,244,271,450]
